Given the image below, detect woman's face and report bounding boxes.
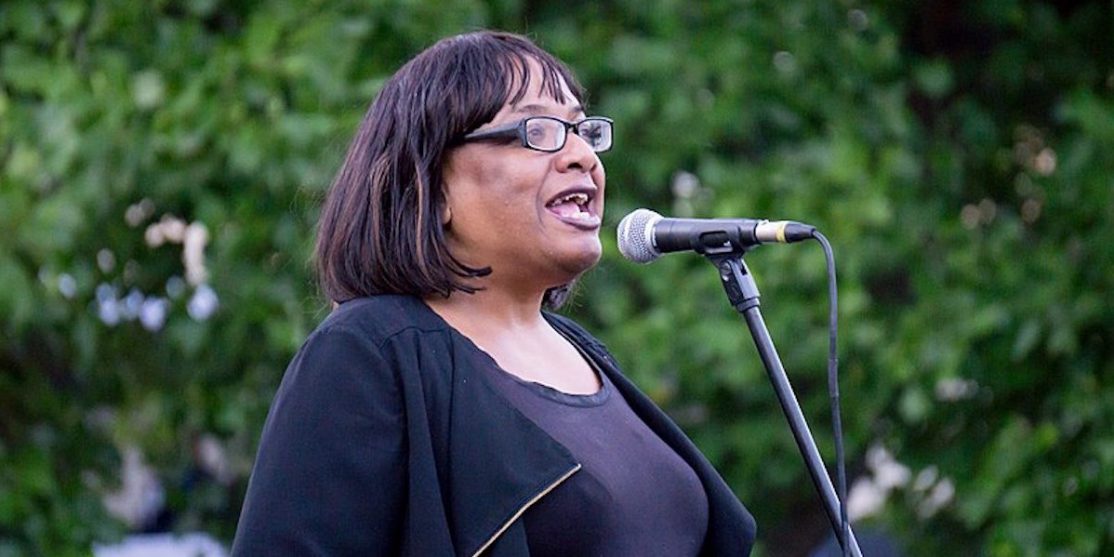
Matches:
[442,61,606,292]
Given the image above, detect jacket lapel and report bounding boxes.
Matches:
[443,331,580,557]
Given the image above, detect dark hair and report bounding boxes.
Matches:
[315,31,586,307]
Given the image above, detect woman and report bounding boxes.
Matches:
[232,31,756,556]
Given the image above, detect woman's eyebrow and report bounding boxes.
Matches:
[512,103,587,119]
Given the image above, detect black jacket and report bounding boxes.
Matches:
[232,295,756,556]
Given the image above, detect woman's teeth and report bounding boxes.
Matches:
[547,191,594,219]
[549,192,590,207]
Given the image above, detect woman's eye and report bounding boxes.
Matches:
[581,125,602,143]
[526,123,555,145]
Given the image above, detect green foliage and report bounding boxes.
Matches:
[2,0,1111,555]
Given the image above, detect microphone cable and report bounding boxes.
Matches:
[813,230,850,557]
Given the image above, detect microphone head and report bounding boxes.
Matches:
[616,208,663,263]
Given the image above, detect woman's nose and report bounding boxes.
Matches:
[555,132,601,173]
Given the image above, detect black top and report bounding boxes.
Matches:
[481,354,709,557]
[232,295,756,556]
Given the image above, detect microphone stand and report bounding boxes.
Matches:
[707,252,862,557]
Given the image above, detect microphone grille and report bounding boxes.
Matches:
[616,209,662,263]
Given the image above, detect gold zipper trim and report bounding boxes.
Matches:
[470,463,581,557]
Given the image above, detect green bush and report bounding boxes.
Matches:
[2,1,1111,555]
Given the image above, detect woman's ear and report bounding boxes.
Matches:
[441,203,452,227]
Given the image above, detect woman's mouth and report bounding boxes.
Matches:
[546,190,601,229]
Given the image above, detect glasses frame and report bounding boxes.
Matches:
[461,116,614,153]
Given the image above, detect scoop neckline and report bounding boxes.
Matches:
[418,299,607,400]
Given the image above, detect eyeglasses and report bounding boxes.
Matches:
[461,116,613,153]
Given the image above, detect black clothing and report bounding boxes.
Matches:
[232,295,755,556]
[483,359,709,557]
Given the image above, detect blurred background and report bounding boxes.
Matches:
[2,0,1112,555]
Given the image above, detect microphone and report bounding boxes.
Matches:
[616,208,816,263]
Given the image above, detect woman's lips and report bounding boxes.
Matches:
[547,205,601,229]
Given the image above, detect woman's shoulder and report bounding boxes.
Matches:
[285,295,455,385]
[315,294,451,345]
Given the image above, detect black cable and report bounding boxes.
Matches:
[813,230,849,557]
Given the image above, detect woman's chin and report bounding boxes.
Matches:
[554,242,603,278]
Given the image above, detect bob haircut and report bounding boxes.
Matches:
[315,31,587,308]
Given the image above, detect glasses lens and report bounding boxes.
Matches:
[577,119,612,152]
[524,118,565,151]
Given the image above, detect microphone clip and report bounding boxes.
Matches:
[705,254,761,313]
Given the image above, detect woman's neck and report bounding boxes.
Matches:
[425,285,548,335]
[425,284,599,394]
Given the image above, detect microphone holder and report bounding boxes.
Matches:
[706,252,862,557]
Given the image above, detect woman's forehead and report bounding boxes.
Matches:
[503,56,579,105]
[497,61,582,119]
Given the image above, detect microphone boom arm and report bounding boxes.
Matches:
[707,252,862,557]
